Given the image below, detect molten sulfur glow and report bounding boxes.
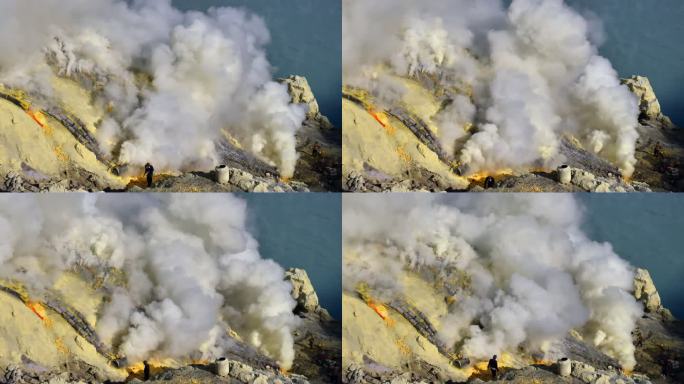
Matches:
[26,301,47,320]
[127,357,180,376]
[366,300,395,327]
[25,300,53,327]
[368,108,396,135]
[367,300,389,320]
[467,166,550,182]
[27,109,53,135]
[124,172,176,189]
[467,169,514,182]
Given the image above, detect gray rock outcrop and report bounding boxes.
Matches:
[281,75,342,192]
[622,76,673,127]
[286,268,320,313]
[280,75,333,130]
[560,167,651,192]
[286,268,333,322]
[634,268,674,320]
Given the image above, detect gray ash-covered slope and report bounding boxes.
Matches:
[0,268,341,384]
[0,76,340,193]
[342,268,684,384]
[343,75,684,193]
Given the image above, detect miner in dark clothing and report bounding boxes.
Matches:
[144,163,154,188]
[484,176,496,189]
[143,360,150,381]
[488,355,498,380]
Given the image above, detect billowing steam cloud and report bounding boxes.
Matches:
[0,0,306,177]
[0,194,299,368]
[343,0,639,177]
[343,194,642,370]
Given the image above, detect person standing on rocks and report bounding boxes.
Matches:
[484,176,496,189]
[144,163,154,188]
[488,355,498,380]
[143,360,150,381]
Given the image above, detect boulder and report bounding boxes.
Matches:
[285,268,325,316]
[345,171,366,192]
[252,182,270,193]
[572,168,597,191]
[634,268,661,312]
[231,169,256,191]
[593,182,611,193]
[571,361,597,383]
[229,360,254,382]
[47,179,71,193]
[280,75,333,130]
[289,181,311,192]
[389,180,413,192]
[622,76,663,121]
[345,364,365,384]
[281,76,320,119]
[633,268,673,319]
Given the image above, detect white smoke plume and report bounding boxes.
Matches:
[343,194,642,370]
[0,0,306,177]
[0,194,299,369]
[343,0,640,177]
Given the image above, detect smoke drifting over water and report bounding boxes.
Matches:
[343,0,639,177]
[343,194,642,369]
[0,194,299,368]
[0,0,306,177]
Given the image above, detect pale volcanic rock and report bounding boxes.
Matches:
[286,268,323,315]
[634,268,673,320]
[622,76,672,126]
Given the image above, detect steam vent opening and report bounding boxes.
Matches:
[0,193,342,383]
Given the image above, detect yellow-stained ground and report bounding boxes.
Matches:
[400,79,442,129]
[53,273,104,327]
[50,77,105,134]
[399,272,449,327]
[343,293,469,382]
[343,249,538,381]
[0,289,126,381]
[343,250,469,381]
[0,82,124,188]
[342,92,468,189]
